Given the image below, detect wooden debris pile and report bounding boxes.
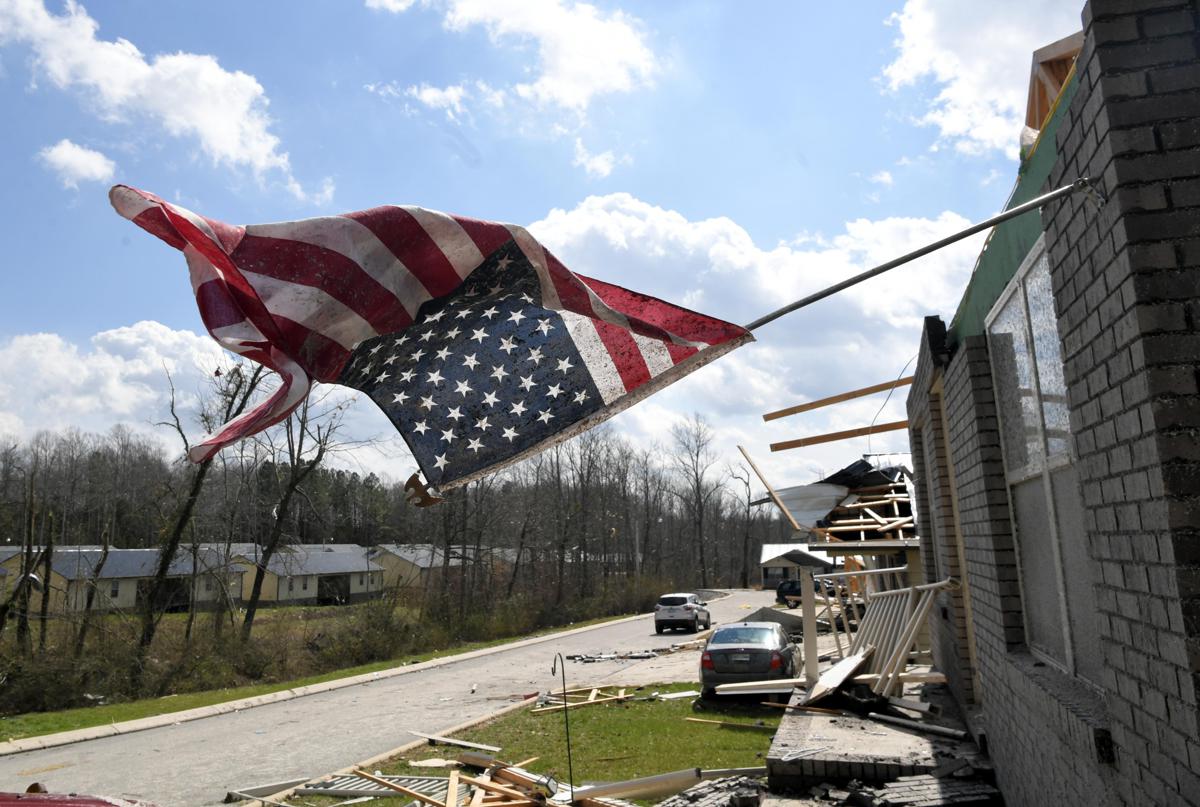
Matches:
[532,686,631,714]
[811,480,915,545]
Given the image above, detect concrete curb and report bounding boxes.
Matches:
[0,608,658,758]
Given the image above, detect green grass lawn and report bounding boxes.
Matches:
[290,682,777,807]
[0,612,636,743]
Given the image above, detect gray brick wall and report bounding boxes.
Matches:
[934,335,1118,807]
[908,318,978,709]
[1040,0,1200,802]
[906,2,1200,804]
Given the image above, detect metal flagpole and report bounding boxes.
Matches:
[744,177,1099,332]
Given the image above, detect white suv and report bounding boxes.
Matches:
[654,593,712,634]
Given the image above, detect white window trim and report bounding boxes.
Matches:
[984,234,1081,678]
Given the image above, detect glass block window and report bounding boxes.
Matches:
[986,235,1102,682]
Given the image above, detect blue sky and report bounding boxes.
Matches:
[0,0,1082,483]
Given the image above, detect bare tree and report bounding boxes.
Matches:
[241,389,348,641]
[670,414,723,588]
[130,364,265,690]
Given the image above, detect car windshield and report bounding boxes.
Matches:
[659,595,688,606]
[711,627,776,645]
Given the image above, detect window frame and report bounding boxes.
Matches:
[984,234,1089,679]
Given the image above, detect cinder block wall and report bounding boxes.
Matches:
[1040,0,1200,802]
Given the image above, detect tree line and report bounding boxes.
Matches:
[0,366,788,707]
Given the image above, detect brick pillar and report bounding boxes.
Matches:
[1042,1,1200,801]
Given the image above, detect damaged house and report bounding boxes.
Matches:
[904,5,1200,805]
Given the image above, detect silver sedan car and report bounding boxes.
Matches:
[699,621,801,697]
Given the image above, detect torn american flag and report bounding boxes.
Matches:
[110,185,753,490]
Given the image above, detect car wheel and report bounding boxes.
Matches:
[700,687,716,700]
[655,623,664,634]
[690,618,699,633]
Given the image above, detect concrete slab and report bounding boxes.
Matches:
[766,689,988,790]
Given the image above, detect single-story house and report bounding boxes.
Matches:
[0,546,242,613]
[759,544,835,589]
[367,543,464,591]
[231,545,383,605]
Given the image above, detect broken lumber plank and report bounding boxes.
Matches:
[865,713,969,740]
[512,757,540,768]
[352,769,446,807]
[410,731,502,753]
[714,677,806,693]
[850,671,946,685]
[800,645,874,705]
[737,444,803,531]
[762,377,915,421]
[770,420,908,452]
[685,718,775,731]
[457,775,532,801]
[530,694,628,713]
[446,770,460,807]
[468,773,490,807]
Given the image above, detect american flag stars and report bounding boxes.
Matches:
[341,245,607,487]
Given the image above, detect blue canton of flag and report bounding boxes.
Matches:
[340,242,604,489]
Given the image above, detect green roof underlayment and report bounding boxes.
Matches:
[948,71,1078,345]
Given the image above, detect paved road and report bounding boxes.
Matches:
[0,589,776,805]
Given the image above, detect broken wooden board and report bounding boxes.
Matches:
[410,731,502,753]
[799,645,874,706]
[713,677,806,694]
[352,769,450,806]
[531,687,629,714]
[850,671,946,686]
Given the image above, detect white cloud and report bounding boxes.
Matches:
[0,0,332,202]
[406,82,470,122]
[365,0,655,176]
[882,0,1080,157]
[37,137,114,187]
[440,0,657,113]
[365,0,418,11]
[869,170,894,186]
[0,321,226,449]
[572,138,617,178]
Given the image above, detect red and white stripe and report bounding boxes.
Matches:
[110,185,751,461]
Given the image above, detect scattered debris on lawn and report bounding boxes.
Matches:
[410,758,460,768]
[532,686,632,713]
[654,690,702,701]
